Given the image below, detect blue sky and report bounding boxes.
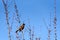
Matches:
[0,0,60,40]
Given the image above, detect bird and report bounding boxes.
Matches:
[16,23,25,33]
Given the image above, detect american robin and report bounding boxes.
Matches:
[16,23,25,33]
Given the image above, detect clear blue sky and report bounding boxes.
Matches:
[0,0,60,40]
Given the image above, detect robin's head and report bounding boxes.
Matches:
[23,23,25,25]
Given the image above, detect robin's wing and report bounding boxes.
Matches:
[19,25,24,31]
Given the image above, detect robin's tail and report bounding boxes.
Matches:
[16,30,19,33]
